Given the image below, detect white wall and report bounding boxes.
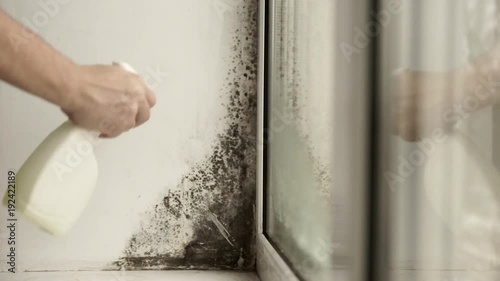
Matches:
[0,0,257,272]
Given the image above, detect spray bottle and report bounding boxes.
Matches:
[2,62,136,236]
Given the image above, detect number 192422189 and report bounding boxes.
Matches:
[6,171,16,217]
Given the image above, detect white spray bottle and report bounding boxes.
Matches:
[2,62,137,236]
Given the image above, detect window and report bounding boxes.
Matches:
[257,1,372,280]
[258,1,500,281]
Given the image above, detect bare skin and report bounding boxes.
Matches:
[395,46,500,142]
[0,9,156,138]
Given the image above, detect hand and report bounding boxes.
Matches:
[393,68,471,142]
[61,64,156,138]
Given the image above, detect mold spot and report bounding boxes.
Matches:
[111,0,258,271]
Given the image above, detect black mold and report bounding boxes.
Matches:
[111,0,258,271]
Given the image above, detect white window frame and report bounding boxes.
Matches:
[255,0,374,280]
[255,1,298,280]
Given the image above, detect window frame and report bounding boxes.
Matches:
[255,1,298,280]
[255,0,380,281]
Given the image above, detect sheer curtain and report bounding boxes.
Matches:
[382,0,500,280]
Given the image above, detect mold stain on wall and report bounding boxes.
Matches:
[110,1,258,271]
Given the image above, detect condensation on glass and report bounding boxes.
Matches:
[265,0,339,280]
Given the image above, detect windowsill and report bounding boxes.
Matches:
[1,271,260,281]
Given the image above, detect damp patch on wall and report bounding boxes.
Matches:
[109,0,258,271]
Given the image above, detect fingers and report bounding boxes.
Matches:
[99,93,151,138]
[61,108,72,118]
[135,100,151,127]
[138,77,157,108]
[146,88,157,107]
[127,80,154,127]
[98,118,125,139]
[96,102,138,138]
[127,75,156,109]
[99,133,115,138]
[67,64,157,139]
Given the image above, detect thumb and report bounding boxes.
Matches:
[61,108,74,119]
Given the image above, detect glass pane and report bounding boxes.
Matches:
[378,0,500,280]
[265,0,337,280]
